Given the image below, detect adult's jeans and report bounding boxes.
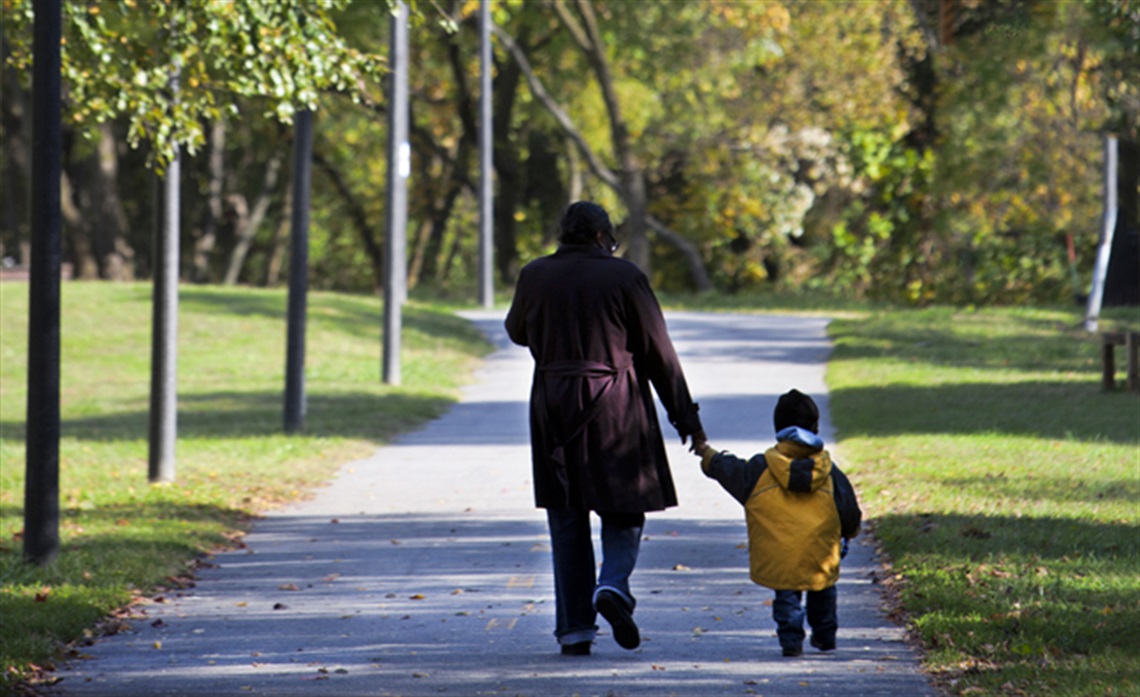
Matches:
[546,509,645,646]
[772,585,838,650]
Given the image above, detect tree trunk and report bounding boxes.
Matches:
[566,136,582,205]
[0,44,29,264]
[490,31,525,286]
[559,0,650,274]
[59,168,98,280]
[92,122,134,280]
[492,20,712,291]
[312,148,384,291]
[407,217,432,289]
[263,180,292,286]
[192,118,225,283]
[421,181,463,284]
[222,153,282,285]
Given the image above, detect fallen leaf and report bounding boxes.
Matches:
[330,519,340,524]
[153,641,162,650]
[412,672,429,678]
[279,583,301,591]
[335,668,349,674]
[651,664,666,671]
[673,564,692,571]
[151,619,167,628]
[273,603,288,610]
[409,594,426,600]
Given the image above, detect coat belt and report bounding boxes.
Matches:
[536,359,631,507]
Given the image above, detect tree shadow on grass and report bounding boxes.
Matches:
[941,473,1139,504]
[830,316,1101,374]
[179,289,488,349]
[871,512,1139,658]
[0,391,453,443]
[830,381,1139,445]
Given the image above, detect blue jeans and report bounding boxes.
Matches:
[546,509,644,645]
[772,586,838,649]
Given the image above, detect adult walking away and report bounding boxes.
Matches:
[505,201,706,656]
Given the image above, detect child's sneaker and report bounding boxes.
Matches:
[782,643,803,657]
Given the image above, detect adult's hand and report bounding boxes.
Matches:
[686,429,708,454]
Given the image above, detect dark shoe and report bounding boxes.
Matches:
[561,641,591,656]
[810,635,836,651]
[782,644,804,657]
[595,589,640,650]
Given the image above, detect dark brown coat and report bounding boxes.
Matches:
[505,244,702,513]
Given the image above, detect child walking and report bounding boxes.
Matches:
[694,389,862,657]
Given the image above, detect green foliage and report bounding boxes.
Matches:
[0,282,491,689]
[828,306,1140,695]
[3,0,388,169]
[0,0,1131,303]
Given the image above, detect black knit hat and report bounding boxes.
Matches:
[773,389,819,433]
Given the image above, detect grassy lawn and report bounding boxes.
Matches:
[0,282,491,692]
[827,307,1140,697]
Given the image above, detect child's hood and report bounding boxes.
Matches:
[763,426,832,493]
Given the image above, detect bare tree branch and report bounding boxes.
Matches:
[223,152,283,285]
[572,0,633,168]
[493,18,711,291]
[312,148,385,291]
[551,0,593,53]
[908,0,940,52]
[491,22,621,191]
[646,215,712,291]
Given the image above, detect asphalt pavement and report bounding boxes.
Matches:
[49,311,937,697]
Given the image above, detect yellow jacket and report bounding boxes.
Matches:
[701,427,860,591]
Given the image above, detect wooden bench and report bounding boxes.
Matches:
[1101,331,1140,392]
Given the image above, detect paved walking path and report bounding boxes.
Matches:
[51,311,936,697]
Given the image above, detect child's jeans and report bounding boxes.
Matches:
[772,585,838,650]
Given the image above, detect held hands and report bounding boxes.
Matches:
[683,429,708,456]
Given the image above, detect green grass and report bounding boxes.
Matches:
[827,306,1140,697]
[0,282,491,692]
[657,286,878,316]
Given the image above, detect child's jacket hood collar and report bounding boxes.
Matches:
[764,426,831,493]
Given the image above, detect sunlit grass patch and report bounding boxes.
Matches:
[828,306,1140,696]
